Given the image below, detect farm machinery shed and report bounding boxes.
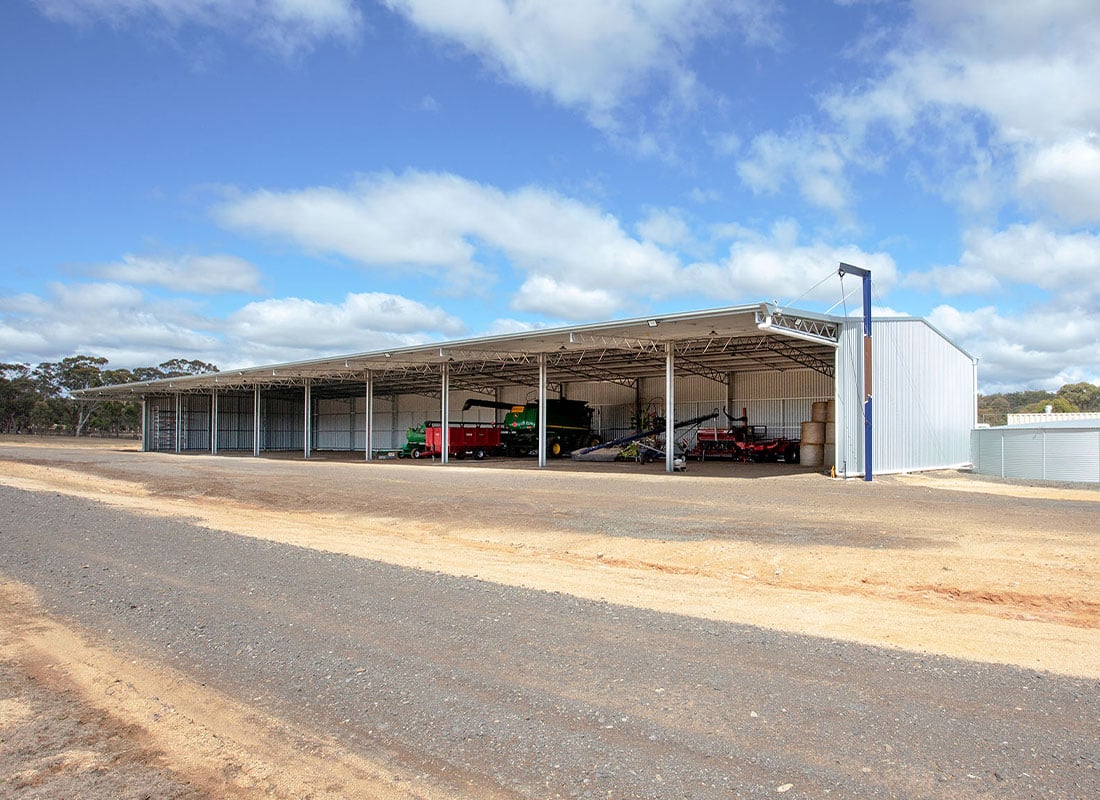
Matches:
[78,303,977,478]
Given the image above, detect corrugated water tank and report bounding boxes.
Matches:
[971,422,1100,483]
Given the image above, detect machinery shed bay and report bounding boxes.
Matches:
[80,303,978,479]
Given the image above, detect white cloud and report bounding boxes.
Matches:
[929,302,1100,391]
[0,280,468,371]
[826,1,1100,144]
[216,172,911,318]
[381,0,779,132]
[33,0,362,56]
[0,281,220,367]
[216,173,910,316]
[510,276,618,320]
[747,1,1100,221]
[475,317,553,337]
[907,223,1100,300]
[737,131,853,214]
[687,219,899,305]
[0,322,50,357]
[636,208,693,249]
[1017,135,1100,224]
[227,292,464,349]
[217,176,484,280]
[903,266,999,296]
[214,171,682,314]
[91,253,264,294]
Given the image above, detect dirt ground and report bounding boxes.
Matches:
[1,435,1098,798]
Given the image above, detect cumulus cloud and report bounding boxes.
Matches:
[929,302,1100,391]
[214,171,908,319]
[510,276,619,321]
[214,171,682,316]
[91,253,264,294]
[907,223,1100,301]
[635,208,693,249]
[33,0,362,56]
[686,219,899,305]
[227,292,464,349]
[474,317,554,337]
[0,279,468,370]
[0,281,220,367]
[736,131,854,215]
[1017,135,1100,224]
[381,0,779,132]
[743,0,1100,221]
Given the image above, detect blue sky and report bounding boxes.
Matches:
[2,0,1099,393]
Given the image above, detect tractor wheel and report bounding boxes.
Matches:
[550,440,563,457]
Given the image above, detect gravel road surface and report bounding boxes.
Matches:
[2,483,1097,799]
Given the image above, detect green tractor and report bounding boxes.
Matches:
[462,398,600,457]
[400,423,427,458]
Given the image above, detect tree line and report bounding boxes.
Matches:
[0,355,216,437]
[978,383,1100,426]
[2,353,1097,435]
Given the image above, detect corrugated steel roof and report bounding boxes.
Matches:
[76,303,842,399]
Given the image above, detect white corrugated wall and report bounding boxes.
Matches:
[216,392,254,451]
[971,427,1100,483]
[837,318,976,477]
[314,397,359,450]
[730,369,832,441]
[262,395,304,451]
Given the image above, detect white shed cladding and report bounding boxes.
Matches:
[835,318,977,478]
[972,422,1100,483]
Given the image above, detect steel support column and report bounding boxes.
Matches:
[140,398,148,452]
[303,379,312,460]
[252,386,261,457]
[364,371,373,461]
[174,393,182,454]
[538,354,547,468]
[210,389,218,455]
[665,343,675,473]
[440,363,450,464]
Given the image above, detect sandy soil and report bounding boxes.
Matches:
[0,581,457,799]
[1,436,1098,797]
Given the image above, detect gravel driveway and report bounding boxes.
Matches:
[2,483,1097,799]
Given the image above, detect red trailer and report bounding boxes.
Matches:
[422,422,501,459]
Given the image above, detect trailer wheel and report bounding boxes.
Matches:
[475,449,486,460]
[411,448,423,459]
[785,444,800,464]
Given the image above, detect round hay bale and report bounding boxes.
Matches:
[801,421,826,444]
[800,443,824,466]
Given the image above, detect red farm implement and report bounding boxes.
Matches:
[405,422,501,459]
[687,411,801,463]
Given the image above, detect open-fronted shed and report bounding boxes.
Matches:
[78,303,977,478]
